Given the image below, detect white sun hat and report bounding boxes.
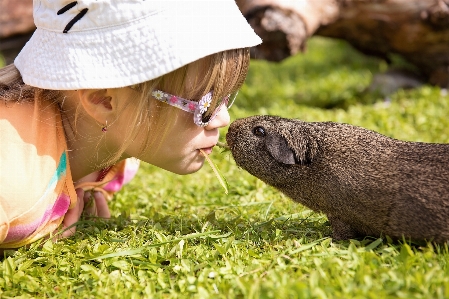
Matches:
[14,0,262,90]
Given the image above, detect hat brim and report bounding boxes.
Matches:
[14,1,262,90]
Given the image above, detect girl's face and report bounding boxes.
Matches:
[123,88,231,175]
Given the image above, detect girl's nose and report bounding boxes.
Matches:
[205,105,230,130]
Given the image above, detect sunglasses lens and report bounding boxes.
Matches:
[201,109,218,123]
[201,97,229,124]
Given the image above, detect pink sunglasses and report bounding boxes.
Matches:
[152,90,235,127]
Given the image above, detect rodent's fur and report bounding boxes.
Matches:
[226,115,449,243]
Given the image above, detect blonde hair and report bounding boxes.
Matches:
[0,47,250,166]
[0,64,61,104]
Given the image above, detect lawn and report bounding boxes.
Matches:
[2,37,449,298]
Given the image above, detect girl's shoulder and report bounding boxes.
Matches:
[0,99,76,248]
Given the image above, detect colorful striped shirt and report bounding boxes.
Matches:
[0,98,138,248]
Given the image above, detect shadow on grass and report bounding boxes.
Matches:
[72,211,447,256]
[70,209,331,247]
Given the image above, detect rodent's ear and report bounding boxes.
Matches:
[265,133,297,165]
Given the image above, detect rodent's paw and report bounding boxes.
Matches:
[328,215,361,240]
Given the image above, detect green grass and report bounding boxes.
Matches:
[2,37,449,298]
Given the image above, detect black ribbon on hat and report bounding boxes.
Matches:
[57,1,89,33]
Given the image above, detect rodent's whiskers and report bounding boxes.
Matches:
[216,141,230,150]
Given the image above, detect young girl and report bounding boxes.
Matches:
[0,0,261,248]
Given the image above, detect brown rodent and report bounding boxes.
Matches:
[226,115,449,243]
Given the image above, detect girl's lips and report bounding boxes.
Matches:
[199,146,214,155]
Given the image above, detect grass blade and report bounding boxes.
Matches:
[200,149,229,194]
[87,230,224,260]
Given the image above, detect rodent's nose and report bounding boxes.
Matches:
[225,128,234,148]
[226,118,248,149]
[226,122,239,148]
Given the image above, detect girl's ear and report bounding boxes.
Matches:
[78,89,116,124]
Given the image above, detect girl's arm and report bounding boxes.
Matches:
[75,158,140,200]
[60,188,110,238]
[58,158,140,238]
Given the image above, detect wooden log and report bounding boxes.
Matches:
[237,0,449,87]
[236,0,340,61]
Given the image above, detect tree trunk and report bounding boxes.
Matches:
[237,0,449,87]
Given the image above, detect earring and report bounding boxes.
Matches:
[101,120,108,133]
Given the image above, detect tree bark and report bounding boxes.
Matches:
[237,0,449,87]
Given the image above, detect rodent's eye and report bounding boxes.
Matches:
[252,126,266,137]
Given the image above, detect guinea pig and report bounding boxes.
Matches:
[226,115,449,243]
